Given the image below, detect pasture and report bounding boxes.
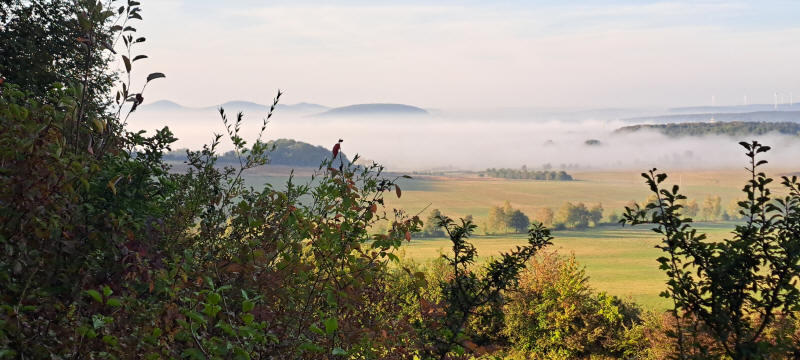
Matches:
[398,222,736,310]
[382,168,792,309]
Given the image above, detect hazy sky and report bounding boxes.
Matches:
[133,0,800,109]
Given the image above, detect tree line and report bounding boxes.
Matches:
[163,138,351,167]
[482,167,573,181]
[615,121,800,137]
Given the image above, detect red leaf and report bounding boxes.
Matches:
[405,231,411,241]
[332,143,340,158]
[395,185,402,198]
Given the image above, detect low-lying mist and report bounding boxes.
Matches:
[129,108,800,172]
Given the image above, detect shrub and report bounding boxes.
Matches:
[411,217,552,359]
[503,252,645,359]
[622,141,800,359]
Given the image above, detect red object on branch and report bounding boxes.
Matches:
[332,139,343,158]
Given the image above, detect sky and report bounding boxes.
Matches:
[132,0,800,110]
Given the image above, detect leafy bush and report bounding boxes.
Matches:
[622,141,800,359]
[410,217,552,359]
[503,252,646,359]
[1,1,425,357]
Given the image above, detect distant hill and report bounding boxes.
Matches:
[140,100,329,115]
[163,138,348,167]
[623,111,800,124]
[213,101,330,114]
[280,102,329,113]
[141,100,184,111]
[314,103,428,117]
[263,138,348,166]
[615,121,800,137]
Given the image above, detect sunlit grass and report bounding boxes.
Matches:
[401,222,737,310]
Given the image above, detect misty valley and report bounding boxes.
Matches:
[4,1,800,359]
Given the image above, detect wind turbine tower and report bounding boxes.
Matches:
[774,92,778,109]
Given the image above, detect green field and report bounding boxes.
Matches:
[398,222,737,310]
[381,168,796,310]
[385,169,761,221]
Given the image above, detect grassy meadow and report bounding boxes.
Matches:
[398,222,736,310]
[381,168,796,310]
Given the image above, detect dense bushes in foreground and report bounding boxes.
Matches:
[4,1,800,359]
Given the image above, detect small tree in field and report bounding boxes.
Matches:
[622,141,800,359]
[414,216,552,359]
[509,210,531,233]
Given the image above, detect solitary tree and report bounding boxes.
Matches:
[509,210,531,233]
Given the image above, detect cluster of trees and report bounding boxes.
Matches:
[164,138,350,167]
[483,201,606,234]
[482,167,573,181]
[487,201,531,234]
[4,2,800,359]
[553,202,605,230]
[616,121,800,137]
[640,195,745,222]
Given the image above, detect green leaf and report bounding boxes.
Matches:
[323,317,338,334]
[102,285,113,297]
[106,297,122,307]
[309,324,324,335]
[332,347,347,356]
[206,292,221,305]
[299,342,324,353]
[85,289,102,303]
[242,300,254,313]
[181,348,206,360]
[186,310,206,324]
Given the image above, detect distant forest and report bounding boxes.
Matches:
[164,138,347,166]
[615,121,800,137]
[483,167,573,180]
[624,110,800,124]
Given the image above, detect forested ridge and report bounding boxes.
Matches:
[3,1,800,359]
[616,121,800,137]
[164,138,350,167]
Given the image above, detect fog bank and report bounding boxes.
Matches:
[129,108,800,172]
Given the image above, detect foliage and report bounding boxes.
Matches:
[621,141,800,359]
[0,0,115,115]
[411,217,552,359]
[509,210,531,233]
[615,121,800,138]
[503,252,646,359]
[700,195,722,221]
[486,201,533,234]
[164,138,351,167]
[414,209,447,238]
[484,167,573,181]
[553,202,604,230]
[0,1,427,358]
